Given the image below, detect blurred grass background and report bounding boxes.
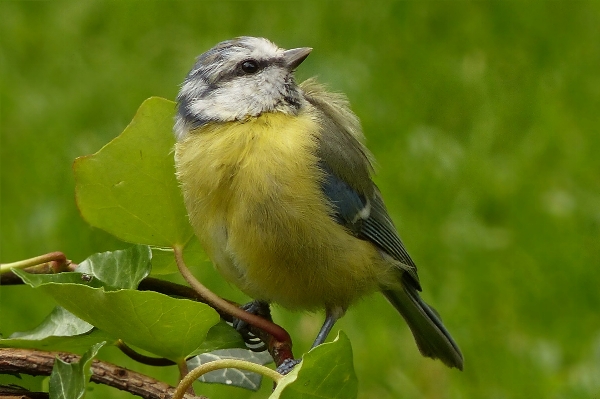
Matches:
[1,2,599,398]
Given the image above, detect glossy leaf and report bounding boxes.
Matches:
[49,342,105,399]
[15,269,220,361]
[10,307,93,338]
[188,348,273,391]
[73,97,192,247]
[0,307,115,354]
[75,245,151,289]
[0,329,115,355]
[11,271,105,288]
[193,321,247,354]
[150,239,209,275]
[272,332,357,399]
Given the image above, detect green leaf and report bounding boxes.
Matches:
[10,307,93,338]
[0,307,115,354]
[1,329,115,355]
[194,321,247,354]
[49,342,105,399]
[188,348,273,391]
[11,271,105,288]
[15,269,220,361]
[149,247,179,275]
[150,239,209,275]
[272,332,357,399]
[73,97,192,247]
[75,245,151,289]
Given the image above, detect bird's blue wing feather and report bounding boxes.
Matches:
[319,161,367,228]
[318,161,421,288]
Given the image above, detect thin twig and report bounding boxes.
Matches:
[139,276,295,366]
[138,278,234,323]
[0,252,69,274]
[0,254,76,285]
[116,340,176,367]
[177,359,195,396]
[173,246,292,345]
[172,359,283,399]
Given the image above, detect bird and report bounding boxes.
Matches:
[173,36,463,371]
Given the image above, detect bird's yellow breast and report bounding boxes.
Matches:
[175,110,392,310]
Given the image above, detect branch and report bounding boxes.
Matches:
[0,385,48,399]
[0,348,203,399]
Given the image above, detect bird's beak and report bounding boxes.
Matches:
[283,47,312,70]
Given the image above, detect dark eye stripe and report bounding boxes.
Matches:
[209,56,280,84]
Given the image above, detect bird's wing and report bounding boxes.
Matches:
[318,161,421,289]
[301,79,421,289]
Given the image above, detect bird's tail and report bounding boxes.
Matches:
[383,278,464,370]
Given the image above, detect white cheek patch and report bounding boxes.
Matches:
[186,68,292,123]
[188,92,241,122]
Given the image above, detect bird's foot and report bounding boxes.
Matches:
[276,358,301,375]
[231,300,272,352]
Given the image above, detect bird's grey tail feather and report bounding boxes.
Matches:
[383,279,463,370]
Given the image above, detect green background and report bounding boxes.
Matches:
[2,2,599,398]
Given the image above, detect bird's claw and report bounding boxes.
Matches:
[276,358,301,375]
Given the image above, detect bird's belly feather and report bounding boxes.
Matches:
[175,111,391,310]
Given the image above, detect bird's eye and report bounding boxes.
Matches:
[241,60,259,74]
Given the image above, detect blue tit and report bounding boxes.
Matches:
[174,37,463,370]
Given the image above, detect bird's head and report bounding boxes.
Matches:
[175,36,312,140]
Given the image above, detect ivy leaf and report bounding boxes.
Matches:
[75,245,151,289]
[14,269,220,361]
[10,307,93,338]
[149,247,180,275]
[271,332,357,399]
[0,307,115,354]
[49,342,105,399]
[188,348,273,391]
[73,97,192,247]
[9,272,105,288]
[194,321,247,354]
[0,329,114,355]
[150,239,209,275]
